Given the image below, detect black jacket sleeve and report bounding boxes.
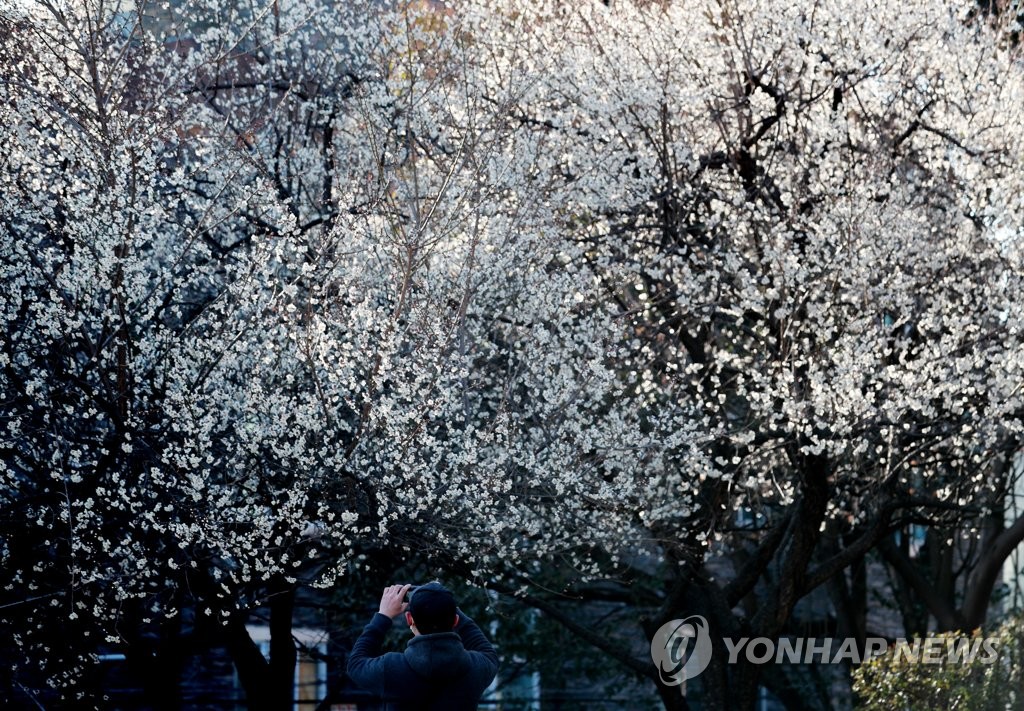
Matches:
[454,609,499,677]
[346,612,395,695]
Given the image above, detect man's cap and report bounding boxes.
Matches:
[408,581,456,632]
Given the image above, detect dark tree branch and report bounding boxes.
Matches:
[724,509,793,606]
[962,511,1024,629]
[513,590,656,682]
[878,536,964,631]
[803,504,896,593]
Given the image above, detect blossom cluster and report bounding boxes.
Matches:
[0,0,1022,697]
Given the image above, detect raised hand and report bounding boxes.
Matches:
[378,584,411,618]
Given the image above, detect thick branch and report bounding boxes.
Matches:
[802,504,896,593]
[749,455,831,637]
[724,510,792,606]
[962,511,1024,629]
[515,591,656,681]
[878,537,963,631]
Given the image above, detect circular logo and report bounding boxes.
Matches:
[650,615,712,685]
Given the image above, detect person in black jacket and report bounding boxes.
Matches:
[347,581,499,710]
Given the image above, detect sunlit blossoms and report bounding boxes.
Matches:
[1,0,1023,705]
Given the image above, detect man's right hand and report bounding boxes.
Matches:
[378,584,411,618]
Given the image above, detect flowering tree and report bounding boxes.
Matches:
[450,1,1024,708]
[0,0,670,705]
[2,0,1024,709]
[0,1,334,702]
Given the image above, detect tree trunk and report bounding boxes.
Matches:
[225,614,272,711]
[222,575,298,711]
[655,682,691,711]
[225,578,298,711]
[146,614,184,710]
[268,577,297,711]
